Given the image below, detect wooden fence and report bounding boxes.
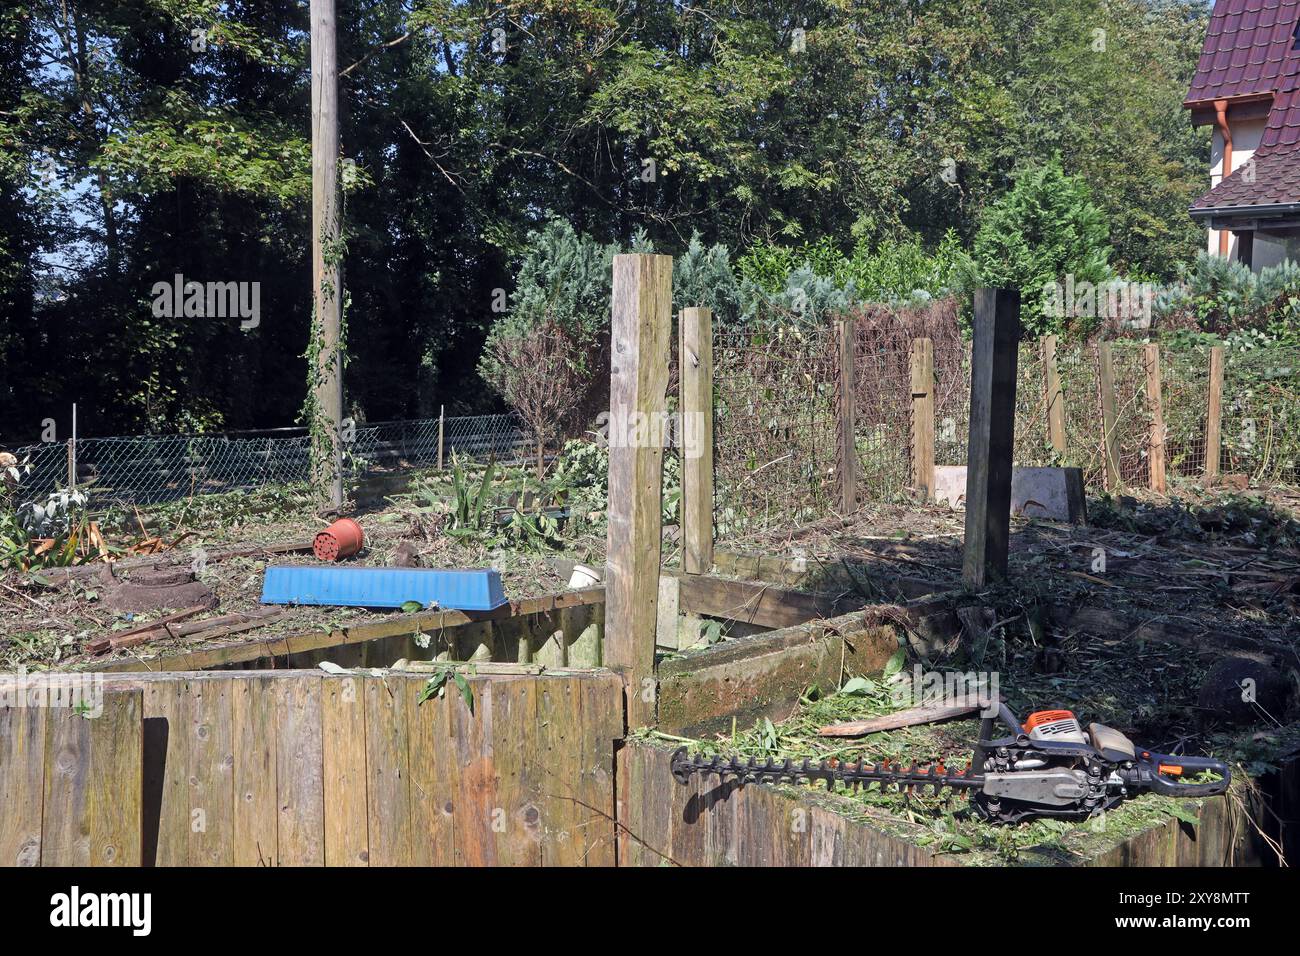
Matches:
[0,670,621,867]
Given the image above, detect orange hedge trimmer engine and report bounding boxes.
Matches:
[670,703,1231,824]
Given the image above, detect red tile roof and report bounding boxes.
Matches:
[1184,0,1300,105]
[1189,1,1300,214]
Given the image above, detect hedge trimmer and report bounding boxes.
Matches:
[670,703,1229,824]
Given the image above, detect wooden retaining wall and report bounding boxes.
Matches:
[0,670,622,866]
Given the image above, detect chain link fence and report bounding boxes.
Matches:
[5,414,529,508]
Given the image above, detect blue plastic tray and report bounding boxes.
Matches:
[260,566,507,611]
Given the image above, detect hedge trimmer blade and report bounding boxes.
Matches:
[669,748,982,797]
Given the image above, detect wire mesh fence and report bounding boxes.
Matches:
[6,413,529,508]
[710,319,1300,541]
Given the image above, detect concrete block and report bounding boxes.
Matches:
[933,465,1086,523]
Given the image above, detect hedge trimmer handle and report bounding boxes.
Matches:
[1136,752,1231,798]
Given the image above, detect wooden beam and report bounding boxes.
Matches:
[676,574,866,631]
[962,288,1020,588]
[1144,343,1167,494]
[680,306,714,574]
[605,254,672,728]
[1042,333,1067,456]
[910,337,935,500]
[1205,345,1225,485]
[835,316,858,513]
[310,0,344,508]
[1098,341,1122,491]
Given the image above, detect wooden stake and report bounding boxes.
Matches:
[910,337,935,500]
[680,307,714,574]
[310,0,344,508]
[962,289,1020,588]
[1205,345,1224,486]
[605,254,672,729]
[1144,343,1167,494]
[836,316,857,514]
[1098,342,1121,491]
[1042,334,1066,456]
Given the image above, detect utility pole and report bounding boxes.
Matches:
[310,0,344,508]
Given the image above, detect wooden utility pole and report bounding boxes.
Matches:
[1098,342,1121,491]
[962,289,1020,588]
[605,254,672,729]
[680,307,714,575]
[310,0,344,508]
[1205,345,1225,485]
[1144,343,1167,494]
[1042,334,1067,456]
[910,338,935,500]
[835,317,858,513]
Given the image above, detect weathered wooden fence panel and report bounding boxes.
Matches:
[1,670,621,867]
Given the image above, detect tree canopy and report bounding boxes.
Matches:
[0,0,1212,441]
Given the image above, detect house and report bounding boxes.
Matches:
[1186,0,1300,269]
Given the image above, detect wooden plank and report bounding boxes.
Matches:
[1144,342,1167,494]
[88,690,143,866]
[911,337,935,500]
[0,693,46,866]
[577,674,621,866]
[836,316,858,512]
[818,702,979,737]
[490,678,542,866]
[676,574,864,631]
[40,702,92,865]
[454,676,496,865]
[1043,333,1067,455]
[231,676,278,866]
[680,305,714,573]
[537,676,584,866]
[322,676,369,866]
[183,677,234,865]
[364,675,411,865]
[962,288,1021,587]
[406,675,456,865]
[1098,341,1122,491]
[143,681,190,866]
[274,675,324,865]
[96,587,605,673]
[1205,344,1224,484]
[605,253,672,728]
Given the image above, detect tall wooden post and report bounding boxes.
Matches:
[1042,334,1067,456]
[962,289,1020,588]
[1144,343,1167,494]
[680,307,714,574]
[605,254,672,729]
[910,337,935,500]
[1098,342,1121,491]
[836,316,858,513]
[1205,345,1224,486]
[310,0,344,508]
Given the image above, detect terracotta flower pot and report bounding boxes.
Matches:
[314,517,364,561]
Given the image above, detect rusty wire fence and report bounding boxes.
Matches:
[711,319,1300,541]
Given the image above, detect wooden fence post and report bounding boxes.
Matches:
[1205,345,1225,486]
[437,405,445,470]
[962,289,1020,588]
[1098,342,1122,491]
[1042,335,1067,456]
[910,337,935,500]
[680,307,714,574]
[605,253,672,729]
[1144,343,1167,494]
[836,316,858,513]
